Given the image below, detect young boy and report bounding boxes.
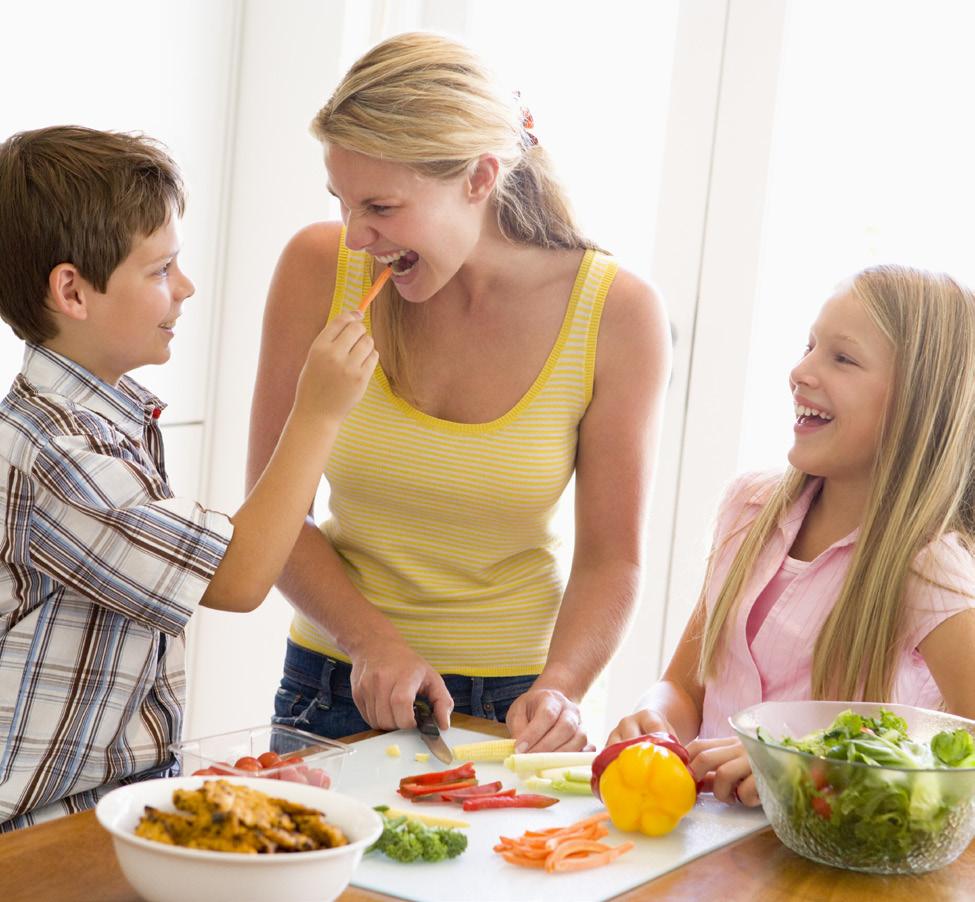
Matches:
[0,126,377,831]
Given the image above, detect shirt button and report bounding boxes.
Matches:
[151,407,162,419]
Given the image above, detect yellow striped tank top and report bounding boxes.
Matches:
[289,236,618,676]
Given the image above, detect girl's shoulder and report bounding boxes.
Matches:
[717,470,783,517]
[912,532,975,598]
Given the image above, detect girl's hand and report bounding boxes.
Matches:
[686,736,760,807]
[506,688,588,752]
[295,312,378,420]
[606,708,676,745]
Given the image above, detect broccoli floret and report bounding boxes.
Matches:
[437,827,468,859]
[417,831,448,862]
[369,809,467,863]
[382,831,424,863]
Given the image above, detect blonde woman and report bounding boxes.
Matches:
[609,265,975,804]
[247,33,671,751]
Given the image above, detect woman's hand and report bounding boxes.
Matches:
[349,636,453,732]
[505,687,589,752]
[685,736,760,807]
[606,708,677,745]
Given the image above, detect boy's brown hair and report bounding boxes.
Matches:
[0,125,185,344]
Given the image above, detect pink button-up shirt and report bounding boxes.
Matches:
[699,472,975,738]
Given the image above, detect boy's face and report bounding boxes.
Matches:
[80,213,194,384]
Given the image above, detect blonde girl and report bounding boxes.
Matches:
[610,265,975,805]
[247,32,671,751]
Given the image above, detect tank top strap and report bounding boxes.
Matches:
[328,228,374,319]
[557,249,617,406]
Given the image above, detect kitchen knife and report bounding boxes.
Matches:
[413,697,453,764]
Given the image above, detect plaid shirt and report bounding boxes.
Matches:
[0,345,232,831]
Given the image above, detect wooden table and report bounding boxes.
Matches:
[1,713,972,902]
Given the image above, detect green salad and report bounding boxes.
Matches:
[756,709,975,866]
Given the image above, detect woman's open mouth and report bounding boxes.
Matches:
[375,248,419,277]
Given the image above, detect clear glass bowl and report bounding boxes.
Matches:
[730,700,975,874]
[170,723,352,789]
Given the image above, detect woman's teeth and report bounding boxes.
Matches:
[374,249,419,276]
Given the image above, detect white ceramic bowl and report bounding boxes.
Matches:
[96,776,383,902]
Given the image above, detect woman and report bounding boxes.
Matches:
[247,32,671,752]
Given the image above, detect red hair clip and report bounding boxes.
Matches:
[514,91,538,146]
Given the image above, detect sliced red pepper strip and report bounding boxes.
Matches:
[398,762,476,788]
[441,786,515,802]
[463,793,559,811]
[437,781,504,800]
[398,778,478,799]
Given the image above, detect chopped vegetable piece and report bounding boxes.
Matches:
[503,752,597,776]
[399,778,478,800]
[437,781,504,799]
[398,763,476,788]
[386,744,401,757]
[463,793,559,811]
[415,752,431,763]
[442,788,517,803]
[494,813,633,873]
[451,739,517,762]
[380,806,470,829]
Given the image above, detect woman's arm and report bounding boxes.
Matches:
[246,222,453,730]
[505,268,673,751]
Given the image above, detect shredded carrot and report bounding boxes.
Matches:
[494,812,633,874]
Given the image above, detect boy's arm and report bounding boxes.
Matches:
[201,312,376,612]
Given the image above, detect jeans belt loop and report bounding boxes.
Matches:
[315,656,337,711]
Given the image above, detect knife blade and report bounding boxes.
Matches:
[413,697,453,764]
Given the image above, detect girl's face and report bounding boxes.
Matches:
[323,144,491,302]
[787,287,895,486]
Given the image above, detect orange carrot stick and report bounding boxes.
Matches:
[358,266,392,313]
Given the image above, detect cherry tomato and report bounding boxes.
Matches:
[278,756,303,767]
[257,751,281,768]
[211,762,235,775]
[234,756,262,771]
[192,768,217,776]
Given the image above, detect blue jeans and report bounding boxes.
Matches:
[272,639,537,740]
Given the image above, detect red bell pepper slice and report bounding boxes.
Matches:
[398,762,476,788]
[399,778,478,800]
[462,793,559,811]
[440,784,514,802]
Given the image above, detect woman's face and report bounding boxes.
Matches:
[323,143,489,302]
[787,287,895,487]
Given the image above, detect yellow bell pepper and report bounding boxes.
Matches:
[598,741,697,836]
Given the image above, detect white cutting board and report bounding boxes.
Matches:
[339,726,768,902]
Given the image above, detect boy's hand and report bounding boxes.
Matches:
[686,736,760,807]
[296,312,378,420]
[349,636,454,732]
[606,708,675,745]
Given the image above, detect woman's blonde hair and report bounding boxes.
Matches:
[699,264,975,701]
[310,31,598,399]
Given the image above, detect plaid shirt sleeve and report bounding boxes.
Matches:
[26,432,231,637]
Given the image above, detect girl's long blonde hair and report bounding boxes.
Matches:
[310,31,599,400]
[699,265,975,700]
